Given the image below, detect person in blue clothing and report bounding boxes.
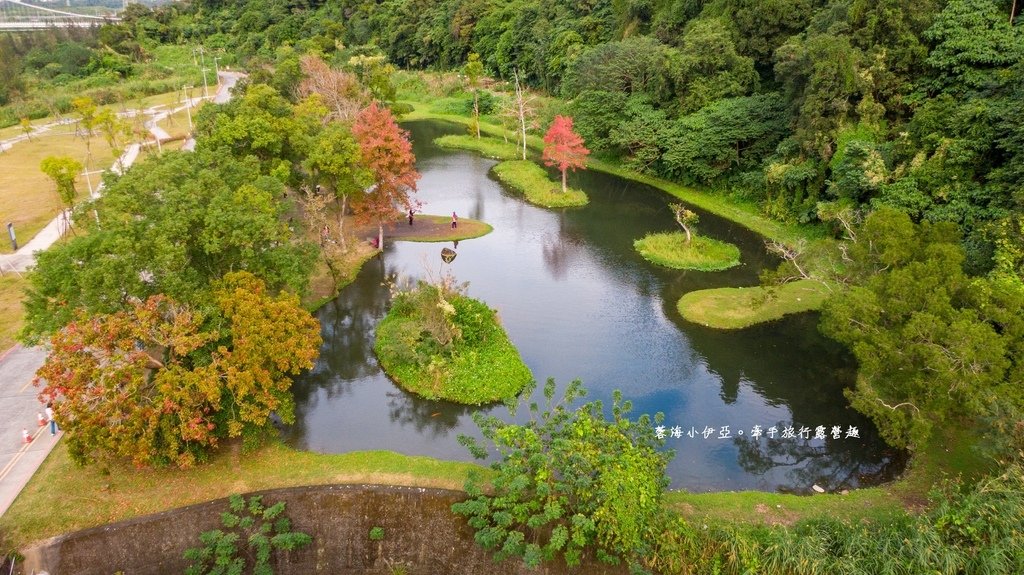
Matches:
[45,402,57,436]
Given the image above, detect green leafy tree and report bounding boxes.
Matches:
[661,93,789,183]
[303,122,371,250]
[23,151,316,341]
[563,36,681,106]
[669,203,699,245]
[464,52,485,138]
[39,155,83,234]
[184,494,312,575]
[34,272,321,467]
[453,379,670,569]
[821,208,1023,449]
[775,33,862,160]
[567,90,629,154]
[675,18,758,113]
[924,0,1024,95]
[20,117,33,141]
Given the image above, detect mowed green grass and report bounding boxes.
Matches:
[434,134,521,161]
[491,160,588,208]
[634,232,741,271]
[0,441,486,548]
[0,276,27,352]
[0,132,117,254]
[677,279,830,329]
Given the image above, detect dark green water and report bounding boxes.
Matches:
[283,120,903,493]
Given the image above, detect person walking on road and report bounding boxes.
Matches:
[451,211,458,229]
[45,402,57,436]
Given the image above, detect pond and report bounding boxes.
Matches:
[282,120,904,493]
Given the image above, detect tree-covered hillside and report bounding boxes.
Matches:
[70,0,1020,279]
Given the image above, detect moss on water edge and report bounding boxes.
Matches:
[634,232,740,271]
[491,160,588,208]
[434,134,521,161]
[677,280,831,329]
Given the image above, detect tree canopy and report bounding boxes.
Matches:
[36,272,321,467]
[453,379,670,569]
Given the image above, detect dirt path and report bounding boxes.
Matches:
[353,214,491,244]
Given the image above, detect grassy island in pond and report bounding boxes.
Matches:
[491,160,588,208]
[678,279,830,329]
[434,135,521,161]
[375,280,531,404]
[634,232,740,271]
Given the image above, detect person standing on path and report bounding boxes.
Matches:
[451,211,458,229]
[45,402,57,436]
[408,209,415,225]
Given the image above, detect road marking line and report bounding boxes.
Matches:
[0,426,46,482]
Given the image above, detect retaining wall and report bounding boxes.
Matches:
[20,484,627,575]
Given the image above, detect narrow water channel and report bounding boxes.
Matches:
[282,120,903,493]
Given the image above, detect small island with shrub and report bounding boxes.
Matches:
[634,203,740,271]
[374,275,532,404]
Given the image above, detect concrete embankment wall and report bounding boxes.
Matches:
[20,484,626,575]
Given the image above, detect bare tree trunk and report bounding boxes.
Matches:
[561,168,567,194]
[1013,0,1018,23]
[514,70,528,161]
[682,224,691,245]
[336,193,348,251]
[473,92,480,139]
[378,223,384,251]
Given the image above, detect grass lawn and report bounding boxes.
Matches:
[0,441,486,548]
[491,160,588,208]
[634,232,741,271]
[0,133,117,254]
[677,280,831,328]
[434,134,521,161]
[0,275,26,352]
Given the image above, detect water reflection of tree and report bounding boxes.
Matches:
[384,389,477,440]
[733,426,904,493]
[542,218,585,280]
[287,258,395,440]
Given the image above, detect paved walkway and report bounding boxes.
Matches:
[0,72,243,273]
[0,345,55,518]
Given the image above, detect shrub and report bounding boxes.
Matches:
[183,494,312,575]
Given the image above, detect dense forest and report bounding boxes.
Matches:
[30,0,1017,279]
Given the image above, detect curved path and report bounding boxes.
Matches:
[0,72,243,273]
[0,72,244,518]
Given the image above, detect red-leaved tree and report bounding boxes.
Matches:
[35,272,321,468]
[542,115,590,194]
[351,102,420,248]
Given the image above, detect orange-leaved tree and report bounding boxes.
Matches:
[35,272,321,468]
[542,115,590,194]
[351,102,420,249]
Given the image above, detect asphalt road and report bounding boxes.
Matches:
[0,345,57,518]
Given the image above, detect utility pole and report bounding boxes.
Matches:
[201,68,209,99]
[183,85,193,132]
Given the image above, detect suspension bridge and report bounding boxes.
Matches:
[0,0,121,31]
